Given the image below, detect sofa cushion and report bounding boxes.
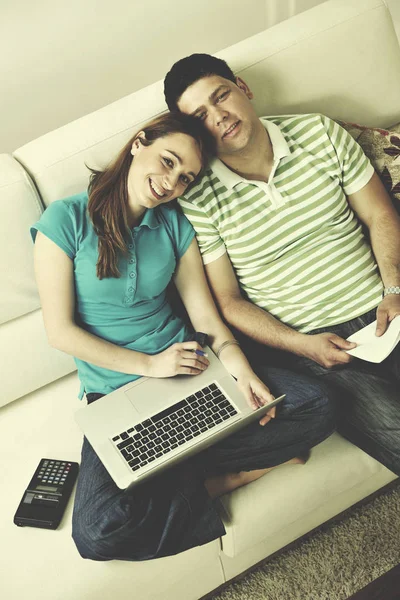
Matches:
[0,154,42,324]
[1,373,223,600]
[338,120,400,211]
[0,154,76,408]
[218,433,397,558]
[0,309,76,408]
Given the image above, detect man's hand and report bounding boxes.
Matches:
[301,332,357,369]
[375,295,400,336]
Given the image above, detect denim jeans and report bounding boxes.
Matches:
[72,366,335,561]
[239,308,400,477]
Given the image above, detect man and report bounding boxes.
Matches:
[164,53,400,475]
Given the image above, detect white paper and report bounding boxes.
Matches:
[345,315,400,363]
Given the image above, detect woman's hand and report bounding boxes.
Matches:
[147,341,209,378]
[236,372,278,426]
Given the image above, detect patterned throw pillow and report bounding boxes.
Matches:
[337,120,400,213]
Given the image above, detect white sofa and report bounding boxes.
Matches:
[2,1,400,598]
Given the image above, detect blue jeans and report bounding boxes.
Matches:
[240,308,400,477]
[72,367,335,561]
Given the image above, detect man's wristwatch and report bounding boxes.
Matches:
[383,286,400,297]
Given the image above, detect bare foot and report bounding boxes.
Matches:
[290,455,307,466]
[204,455,308,499]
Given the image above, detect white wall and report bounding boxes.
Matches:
[264,0,324,27]
[265,0,400,35]
[0,0,266,153]
[2,0,399,154]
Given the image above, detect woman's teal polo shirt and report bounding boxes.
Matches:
[31,192,195,398]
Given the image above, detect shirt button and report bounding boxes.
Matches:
[129,272,136,278]
[128,244,133,249]
[129,258,135,264]
[128,287,134,292]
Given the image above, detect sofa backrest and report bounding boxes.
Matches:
[2,0,400,408]
[0,156,76,408]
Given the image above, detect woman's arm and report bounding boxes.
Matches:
[34,232,207,378]
[173,239,276,423]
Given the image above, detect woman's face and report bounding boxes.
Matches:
[128,132,202,214]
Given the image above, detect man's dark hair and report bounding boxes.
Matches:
[164,53,236,112]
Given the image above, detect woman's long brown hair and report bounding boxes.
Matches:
[87,112,214,279]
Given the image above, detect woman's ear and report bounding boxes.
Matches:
[130,131,146,156]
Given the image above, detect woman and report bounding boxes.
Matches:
[31,113,334,561]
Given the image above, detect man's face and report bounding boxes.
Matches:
[177,75,259,159]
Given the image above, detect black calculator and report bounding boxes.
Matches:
[14,458,79,530]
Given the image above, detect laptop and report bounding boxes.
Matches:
[75,346,285,489]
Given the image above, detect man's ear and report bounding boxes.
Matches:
[130,131,146,156]
[236,77,253,100]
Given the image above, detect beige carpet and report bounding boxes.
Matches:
[210,481,400,600]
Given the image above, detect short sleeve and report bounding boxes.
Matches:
[178,196,226,265]
[161,207,195,260]
[321,115,374,195]
[30,199,78,258]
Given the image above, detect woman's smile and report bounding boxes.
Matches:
[149,178,167,200]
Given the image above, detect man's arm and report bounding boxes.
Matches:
[205,252,356,368]
[348,171,400,335]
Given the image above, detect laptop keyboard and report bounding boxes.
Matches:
[111,382,238,472]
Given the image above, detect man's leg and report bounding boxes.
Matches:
[241,310,400,476]
[197,366,336,476]
[300,312,400,476]
[323,362,400,475]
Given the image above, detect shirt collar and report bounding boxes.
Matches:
[133,208,160,231]
[210,118,291,190]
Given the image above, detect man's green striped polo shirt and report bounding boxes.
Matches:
[179,113,383,333]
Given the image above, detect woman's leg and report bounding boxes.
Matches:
[72,374,334,562]
[204,457,306,498]
[71,436,225,561]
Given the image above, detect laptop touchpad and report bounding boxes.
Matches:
[124,377,184,418]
